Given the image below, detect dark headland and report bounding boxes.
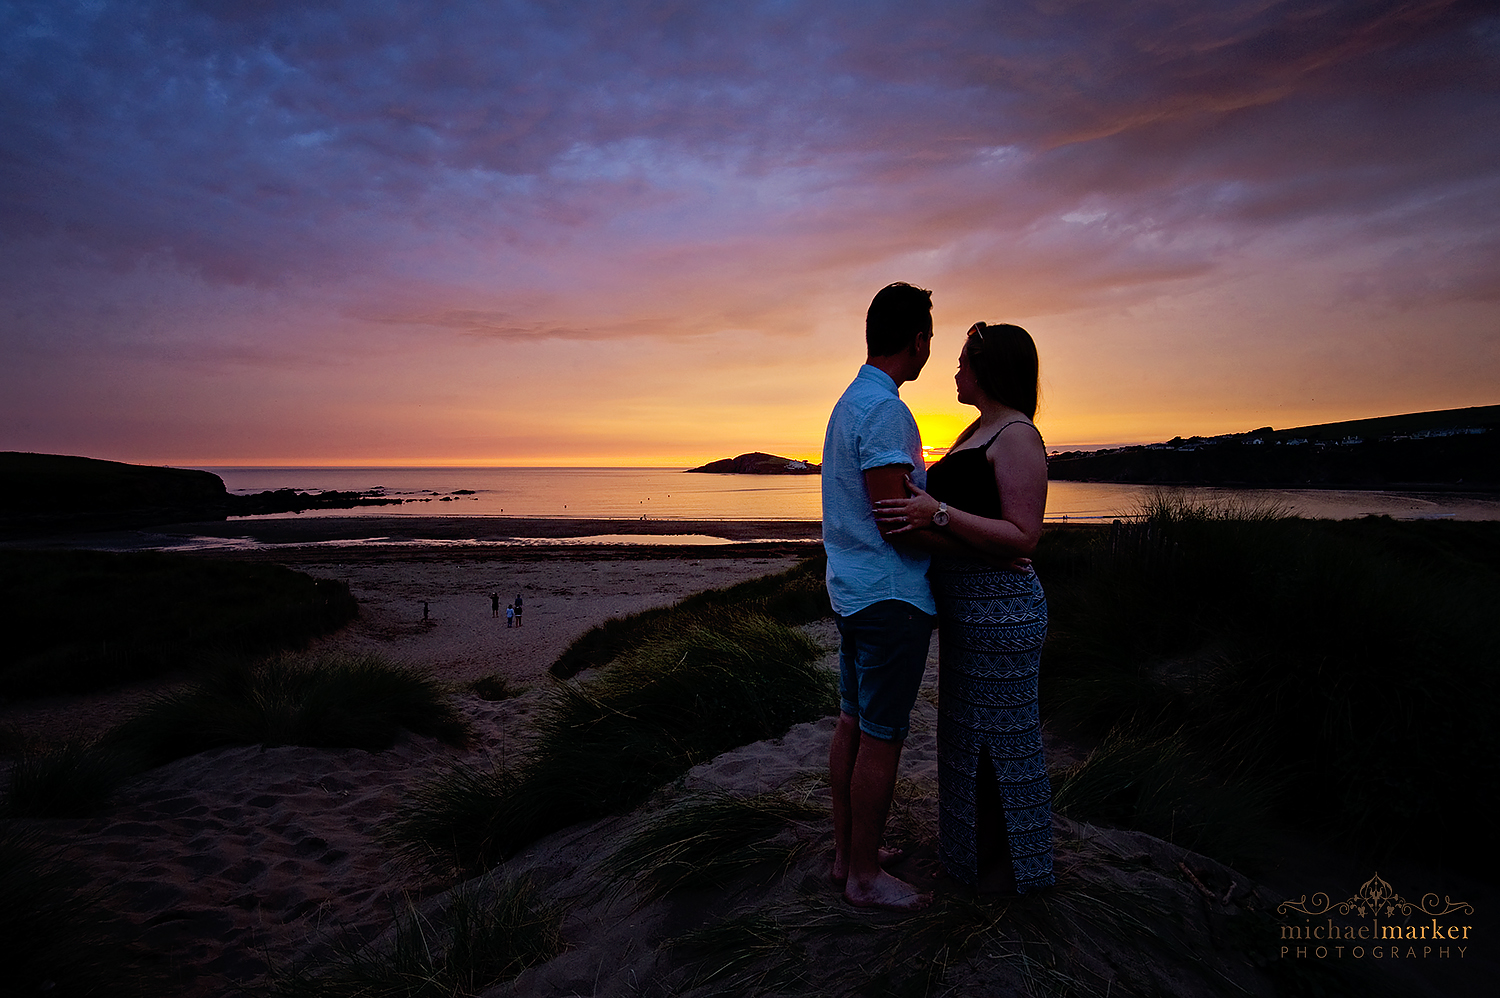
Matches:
[0,452,404,538]
[1047,405,1500,490]
[685,451,820,474]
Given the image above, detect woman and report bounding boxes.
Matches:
[875,321,1054,895]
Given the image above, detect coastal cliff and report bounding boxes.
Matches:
[0,452,229,535]
[0,452,401,537]
[1048,405,1500,489]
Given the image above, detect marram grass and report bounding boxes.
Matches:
[1,739,145,819]
[270,874,563,998]
[2,653,470,819]
[1040,506,1500,871]
[0,548,359,699]
[669,868,1252,998]
[106,652,472,767]
[606,789,828,900]
[550,555,830,678]
[1051,728,1277,871]
[0,826,168,996]
[393,607,834,871]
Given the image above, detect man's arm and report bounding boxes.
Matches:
[871,426,1047,565]
[864,464,912,538]
[864,464,974,557]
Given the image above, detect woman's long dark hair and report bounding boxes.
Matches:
[968,322,1038,418]
[953,322,1040,447]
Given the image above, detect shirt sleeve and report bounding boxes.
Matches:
[857,398,921,473]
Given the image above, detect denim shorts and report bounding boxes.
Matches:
[836,599,936,741]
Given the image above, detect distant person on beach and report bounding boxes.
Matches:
[875,321,1055,896]
[491,592,500,618]
[506,604,514,628]
[514,593,523,627]
[822,281,938,912]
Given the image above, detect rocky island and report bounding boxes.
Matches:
[685,452,820,474]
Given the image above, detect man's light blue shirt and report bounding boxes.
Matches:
[821,364,936,617]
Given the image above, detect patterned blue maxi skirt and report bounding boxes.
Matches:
[932,560,1055,893]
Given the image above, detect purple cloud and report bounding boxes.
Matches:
[3,1,1492,292]
[1,0,1496,461]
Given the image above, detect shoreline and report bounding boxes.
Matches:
[205,515,825,542]
[2,516,1115,561]
[1,515,827,557]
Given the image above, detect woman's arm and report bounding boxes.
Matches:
[873,423,1047,561]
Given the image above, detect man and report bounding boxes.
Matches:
[822,281,937,911]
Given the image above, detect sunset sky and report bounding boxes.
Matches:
[2,1,1497,467]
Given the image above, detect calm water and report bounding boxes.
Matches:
[203,467,1500,524]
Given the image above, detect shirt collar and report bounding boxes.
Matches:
[857,364,899,395]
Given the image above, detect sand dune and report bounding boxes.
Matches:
[7,552,806,994]
[6,548,1484,997]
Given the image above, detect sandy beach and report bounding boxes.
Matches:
[3,532,823,994]
[3,523,1491,997]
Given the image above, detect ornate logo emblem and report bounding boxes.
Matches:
[1278,873,1472,919]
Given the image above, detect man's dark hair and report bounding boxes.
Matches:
[865,282,933,356]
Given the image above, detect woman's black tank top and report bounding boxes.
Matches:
[925,422,1034,519]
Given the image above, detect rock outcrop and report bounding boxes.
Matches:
[685,452,820,474]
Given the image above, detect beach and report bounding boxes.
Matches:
[4,517,1492,997]
[2,524,826,995]
[0,537,1228,998]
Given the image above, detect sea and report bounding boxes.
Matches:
[204,467,1500,526]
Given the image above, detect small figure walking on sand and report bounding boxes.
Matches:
[515,593,524,628]
[506,604,514,628]
[491,592,500,618]
[422,600,430,621]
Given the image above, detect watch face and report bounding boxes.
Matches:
[933,508,949,526]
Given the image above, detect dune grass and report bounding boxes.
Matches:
[105,653,472,767]
[1,739,147,819]
[0,549,359,699]
[668,912,808,996]
[2,654,471,819]
[1050,729,1277,871]
[393,608,833,871]
[1039,499,1500,873]
[469,673,518,701]
[549,555,830,678]
[606,789,829,900]
[670,858,1385,998]
[667,872,1205,998]
[388,762,521,874]
[0,826,167,996]
[270,874,563,998]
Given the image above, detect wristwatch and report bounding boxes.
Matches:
[932,502,950,527]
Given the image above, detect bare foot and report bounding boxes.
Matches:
[830,846,906,886]
[843,870,932,912]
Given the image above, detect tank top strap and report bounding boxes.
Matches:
[983,419,1035,448]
